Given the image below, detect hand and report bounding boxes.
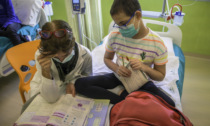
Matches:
[116,66,131,77]
[130,58,146,71]
[37,52,55,78]
[66,83,76,97]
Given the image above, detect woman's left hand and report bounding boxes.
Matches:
[129,58,146,71]
[66,83,76,97]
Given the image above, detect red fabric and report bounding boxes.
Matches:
[110,91,193,126]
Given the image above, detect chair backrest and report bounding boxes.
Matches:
[6,40,40,103]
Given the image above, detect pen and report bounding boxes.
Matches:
[122,56,124,66]
[126,62,130,68]
[140,70,148,80]
[139,52,148,80]
[126,60,148,80]
[125,56,130,68]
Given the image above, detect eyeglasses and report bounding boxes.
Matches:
[39,29,71,39]
[113,9,141,29]
[113,13,135,29]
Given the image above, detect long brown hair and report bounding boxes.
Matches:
[39,20,75,55]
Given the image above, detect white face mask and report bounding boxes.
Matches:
[53,50,75,64]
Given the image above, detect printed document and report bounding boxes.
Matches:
[14,94,110,126]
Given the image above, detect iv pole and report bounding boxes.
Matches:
[142,0,167,18]
[77,14,83,45]
[161,0,166,18]
[72,0,85,45]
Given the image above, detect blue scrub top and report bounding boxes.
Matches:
[0,0,21,28]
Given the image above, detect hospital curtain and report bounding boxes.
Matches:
[65,0,104,50]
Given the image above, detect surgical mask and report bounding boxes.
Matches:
[53,50,75,64]
[119,17,140,38]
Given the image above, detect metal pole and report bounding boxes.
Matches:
[77,14,83,45]
[161,0,166,17]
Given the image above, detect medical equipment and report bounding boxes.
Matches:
[167,4,185,26]
[72,0,85,14]
[71,0,86,45]
[142,0,185,26]
[173,11,185,26]
[44,0,53,21]
[142,0,167,18]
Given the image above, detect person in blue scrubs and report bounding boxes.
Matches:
[0,0,28,45]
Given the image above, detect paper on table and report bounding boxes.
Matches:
[14,94,95,126]
[60,95,94,126]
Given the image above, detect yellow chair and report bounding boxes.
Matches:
[6,40,40,103]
